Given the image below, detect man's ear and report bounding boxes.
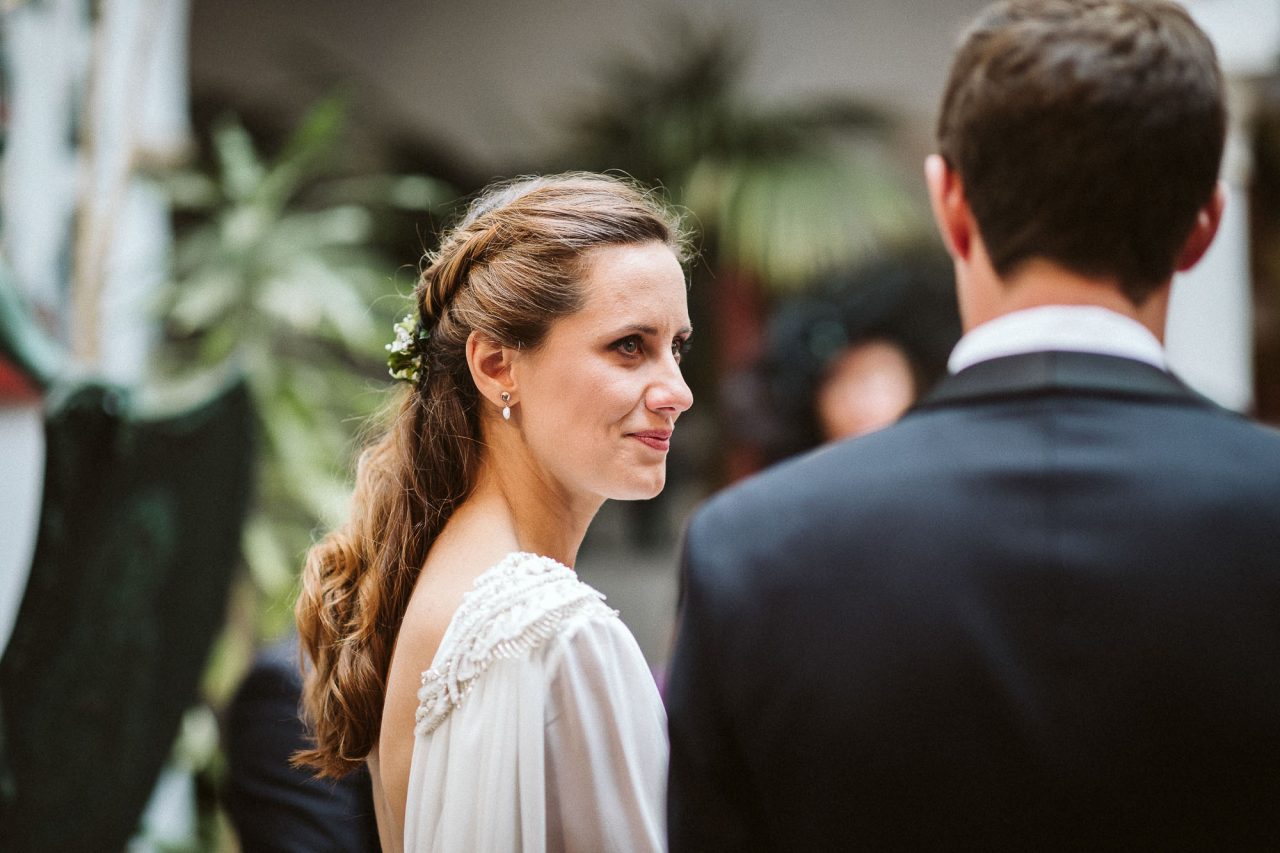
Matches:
[466,331,517,410]
[1175,181,1226,273]
[925,154,973,261]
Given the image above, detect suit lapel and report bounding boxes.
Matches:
[914,350,1214,411]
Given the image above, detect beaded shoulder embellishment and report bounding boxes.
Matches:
[414,552,616,736]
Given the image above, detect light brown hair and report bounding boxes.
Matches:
[936,0,1225,303]
[294,173,687,777]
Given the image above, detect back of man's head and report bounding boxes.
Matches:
[937,0,1225,304]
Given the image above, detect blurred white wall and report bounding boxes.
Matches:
[1167,0,1280,411]
[0,0,192,650]
[0,0,84,662]
[0,405,43,657]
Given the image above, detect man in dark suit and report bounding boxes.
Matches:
[666,1,1280,849]
[224,636,381,852]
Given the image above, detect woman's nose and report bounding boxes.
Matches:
[646,359,693,415]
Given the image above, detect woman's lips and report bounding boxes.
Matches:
[630,430,672,451]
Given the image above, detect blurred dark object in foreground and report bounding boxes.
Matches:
[1249,84,1280,425]
[0,282,254,851]
[224,635,381,853]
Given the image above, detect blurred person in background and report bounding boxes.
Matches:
[667,1,1280,850]
[734,254,960,464]
[295,173,691,852]
[814,337,917,439]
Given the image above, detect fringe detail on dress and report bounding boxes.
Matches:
[414,552,617,736]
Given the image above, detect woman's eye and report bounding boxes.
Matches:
[614,335,642,356]
[672,337,691,363]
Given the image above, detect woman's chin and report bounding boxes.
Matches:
[606,471,667,502]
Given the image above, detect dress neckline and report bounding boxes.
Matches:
[423,551,575,673]
[472,551,574,584]
[413,551,609,737]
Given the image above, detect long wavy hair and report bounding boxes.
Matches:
[293,173,687,778]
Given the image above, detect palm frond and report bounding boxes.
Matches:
[567,19,921,293]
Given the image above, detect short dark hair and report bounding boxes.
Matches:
[937,0,1225,303]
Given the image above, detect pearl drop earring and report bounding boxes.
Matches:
[501,391,511,421]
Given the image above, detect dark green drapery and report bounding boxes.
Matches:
[0,277,255,850]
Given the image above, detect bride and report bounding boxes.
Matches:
[294,172,692,851]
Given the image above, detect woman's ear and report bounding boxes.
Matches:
[465,331,517,410]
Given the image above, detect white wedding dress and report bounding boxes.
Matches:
[371,551,668,852]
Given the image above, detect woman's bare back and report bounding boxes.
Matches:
[374,509,520,844]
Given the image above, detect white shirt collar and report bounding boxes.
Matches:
[947,305,1167,374]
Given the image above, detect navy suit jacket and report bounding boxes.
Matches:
[224,637,381,853]
[667,351,1280,851]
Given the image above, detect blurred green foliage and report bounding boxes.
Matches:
[152,95,452,698]
[568,22,926,294]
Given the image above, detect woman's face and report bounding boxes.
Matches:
[513,241,693,503]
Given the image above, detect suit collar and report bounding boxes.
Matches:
[914,350,1212,411]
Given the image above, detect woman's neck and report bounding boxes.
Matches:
[463,456,601,569]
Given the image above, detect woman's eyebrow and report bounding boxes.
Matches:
[606,323,693,336]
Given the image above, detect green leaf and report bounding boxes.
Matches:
[166,269,242,334]
[212,118,265,203]
[219,204,274,256]
[243,515,296,597]
[566,19,925,294]
[278,94,349,178]
[161,171,223,210]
